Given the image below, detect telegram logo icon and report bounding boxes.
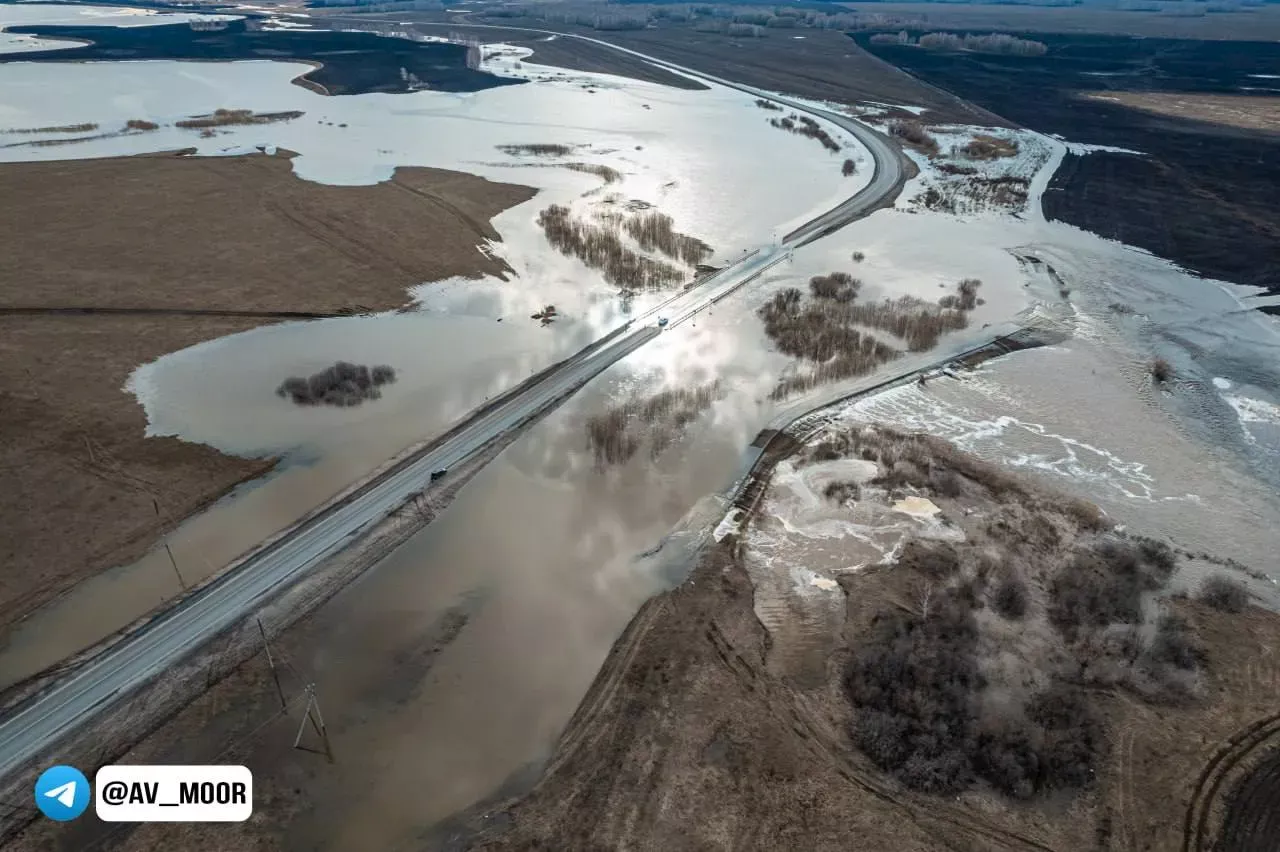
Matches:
[35,765,90,821]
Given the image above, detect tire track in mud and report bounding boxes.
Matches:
[539,595,670,781]
[1182,712,1280,852]
[1219,746,1280,852]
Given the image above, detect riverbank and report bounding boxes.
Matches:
[452,423,1280,851]
[0,150,534,633]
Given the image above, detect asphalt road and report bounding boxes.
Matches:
[0,30,904,781]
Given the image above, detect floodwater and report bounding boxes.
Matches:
[747,229,1280,681]
[0,27,874,686]
[0,4,238,55]
[4,10,1279,849]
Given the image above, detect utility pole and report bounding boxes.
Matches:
[152,497,186,591]
[293,684,334,764]
[257,618,287,711]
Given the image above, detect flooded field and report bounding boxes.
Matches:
[0,4,238,54]
[3,8,1279,849]
[747,239,1280,688]
[0,16,871,684]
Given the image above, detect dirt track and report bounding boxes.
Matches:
[0,151,534,632]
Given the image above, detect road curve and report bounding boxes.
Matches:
[0,29,903,781]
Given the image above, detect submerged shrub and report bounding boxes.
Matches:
[277,361,397,407]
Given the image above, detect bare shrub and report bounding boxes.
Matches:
[823,480,861,503]
[961,134,1019,160]
[563,162,621,183]
[276,361,397,407]
[1023,686,1106,788]
[931,468,963,498]
[5,122,98,134]
[755,98,782,111]
[758,287,900,399]
[936,162,978,176]
[1150,357,1173,384]
[808,272,861,303]
[1149,614,1204,670]
[497,143,573,156]
[1199,574,1248,613]
[842,158,858,176]
[992,574,1029,619]
[770,113,841,152]
[869,31,911,45]
[846,594,980,794]
[917,32,1048,56]
[1048,539,1177,634]
[585,381,721,465]
[845,297,970,351]
[590,13,648,31]
[176,109,303,129]
[889,119,938,154]
[125,119,159,131]
[537,204,686,290]
[938,278,982,311]
[624,211,712,266]
[851,251,866,263]
[896,538,961,579]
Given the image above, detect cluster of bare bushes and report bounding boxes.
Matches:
[1118,0,1249,16]
[498,143,575,157]
[842,158,858,177]
[846,297,969,351]
[918,175,1029,214]
[4,122,99,135]
[808,271,861,303]
[754,98,782,111]
[537,204,687,291]
[960,133,1019,160]
[759,284,900,399]
[2,133,114,150]
[562,162,621,183]
[484,4,924,34]
[176,109,304,129]
[276,361,396,407]
[624,211,713,266]
[888,119,939,155]
[585,381,721,465]
[125,119,159,132]
[869,31,912,46]
[870,30,1047,55]
[769,113,841,153]
[938,277,982,311]
[826,426,1230,801]
[759,270,976,397]
[919,32,1049,56]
